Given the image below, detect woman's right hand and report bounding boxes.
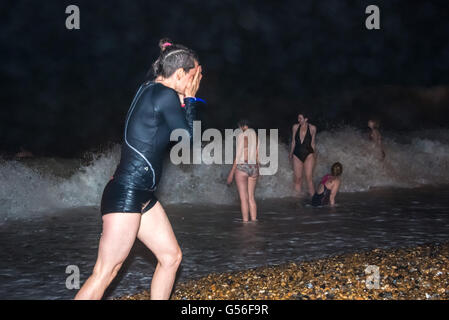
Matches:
[227,172,234,185]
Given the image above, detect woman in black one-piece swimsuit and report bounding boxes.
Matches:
[289,113,317,196]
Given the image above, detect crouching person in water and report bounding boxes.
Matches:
[311,162,343,207]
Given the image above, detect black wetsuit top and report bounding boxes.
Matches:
[293,124,314,162]
[113,81,197,191]
[100,81,199,215]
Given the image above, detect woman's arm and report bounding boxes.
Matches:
[329,179,341,206]
[373,130,380,146]
[160,66,202,140]
[289,124,298,159]
[310,124,317,152]
[256,136,260,165]
[227,158,238,185]
[159,90,197,140]
[310,124,318,161]
[227,133,243,184]
[378,132,386,159]
[374,130,385,159]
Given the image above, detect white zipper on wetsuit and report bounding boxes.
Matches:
[124,82,157,191]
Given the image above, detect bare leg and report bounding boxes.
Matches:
[247,175,258,221]
[137,202,182,300]
[235,169,249,222]
[292,156,304,194]
[304,153,316,196]
[75,213,141,300]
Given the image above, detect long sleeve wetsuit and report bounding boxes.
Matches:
[100,81,199,215]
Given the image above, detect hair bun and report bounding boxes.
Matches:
[159,38,173,52]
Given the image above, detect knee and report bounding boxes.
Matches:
[240,195,249,204]
[159,248,182,269]
[93,262,123,282]
[248,195,256,205]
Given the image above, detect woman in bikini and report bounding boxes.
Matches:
[311,162,343,207]
[227,120,259,222]
[289,113,317,196]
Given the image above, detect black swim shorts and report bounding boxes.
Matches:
[100,179,158,216]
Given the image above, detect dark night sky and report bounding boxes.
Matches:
[1,0,449,157]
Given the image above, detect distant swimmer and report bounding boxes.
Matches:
[14,146,34,159]
[368,119,386,160]
[311,162,343,207]
[227,120,259,222]
[75,38,203,300]
[289,113,317,196]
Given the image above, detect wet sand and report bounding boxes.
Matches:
[121,242,449,300]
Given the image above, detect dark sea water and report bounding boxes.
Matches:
[1,127,448,299]
[1,185,448,299]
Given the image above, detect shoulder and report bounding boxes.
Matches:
[151,83,179,103]
[292,123,299,130]
[332,178,341,189]
[309,124,317,133]
[246,128,257,136]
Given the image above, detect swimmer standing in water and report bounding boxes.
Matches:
[75,39,203,300]
[368,119,386,160]
[311,162,343,207]
[289,113,317,196]
[227,120,259,222]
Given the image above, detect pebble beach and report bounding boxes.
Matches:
[120,242,449,300]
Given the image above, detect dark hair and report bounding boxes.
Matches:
[331,162,343,177]
[150,38,199,79]
[238,119,250,128]
[298,113,309,122]
[368,119,380,129]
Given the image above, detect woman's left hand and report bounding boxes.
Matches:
[185,65,202,98]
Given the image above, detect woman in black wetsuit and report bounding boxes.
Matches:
[289,113,317,196]
[75,39,203,300]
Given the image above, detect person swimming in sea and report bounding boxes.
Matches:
[14,146,34,159]
[311,162,343,207]
[227,120,259,222]
[75,38,203,300]
[368,119,386,160]
[289,113,317,196]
